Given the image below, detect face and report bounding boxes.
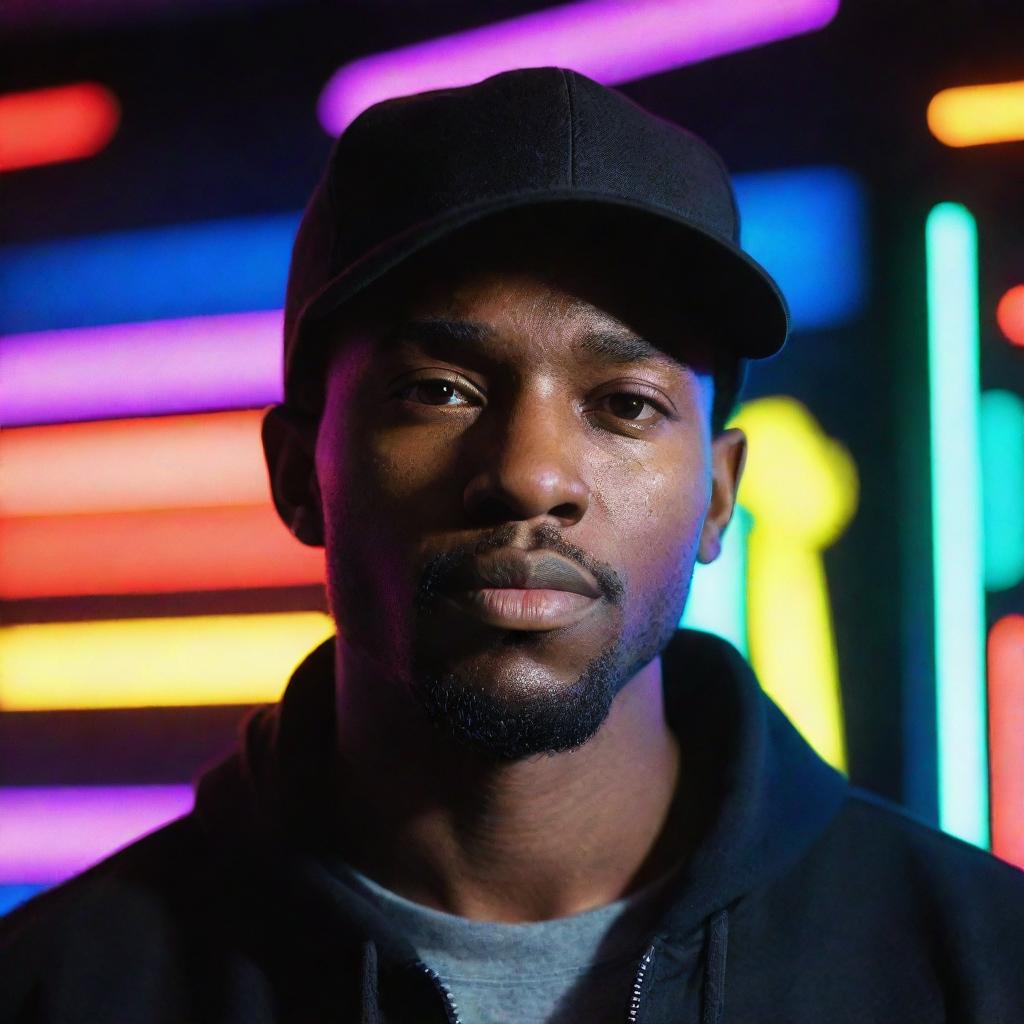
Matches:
[268,212,746,760]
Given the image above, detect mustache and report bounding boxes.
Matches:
[416,522,625,610]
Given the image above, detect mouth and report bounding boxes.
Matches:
[441,586,600,631]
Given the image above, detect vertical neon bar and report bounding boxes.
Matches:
[988,615,1024,869]
[925,203,989,848]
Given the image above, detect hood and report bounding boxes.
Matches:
[192,627,848,1020]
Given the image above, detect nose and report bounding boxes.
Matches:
[462,388,590,528]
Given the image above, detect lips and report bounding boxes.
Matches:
[451,548,602,599]
[439,548,604,631]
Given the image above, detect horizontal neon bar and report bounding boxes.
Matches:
[0,215,297,334]
[318,0,839,135]
[0,504,325,598]
[980,390,1024,591]
[0,786,193,883]
[0,83,119,172]
[0,165,862,424]
[0,411,270,517]
[0,884,46,915]
[996,284,1024,348]
[0,311,283,426]
[926,202,988,849]
[989,616,1024,870]
[733,166,865,331]
[0,612,334,710]
[928,79,1024,147]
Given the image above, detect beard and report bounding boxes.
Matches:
[405,524,689,762]
[409,632,624,761]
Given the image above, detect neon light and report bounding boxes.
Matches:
[989,615,1024,870]
[0,165,861,425]
[0,786,192,883]
[731,397,857,773]
[0,311,282,426]
[318,0,840,135]
[0,885,46,915]
[734,167,865,331]
[0,215,297,334]
[980,391,1024,591]
[680,505,751,656]
[0,613,334,710]
[0,505,325,598]
[995,284,1024,348]
[928,79,1024,148]
[0,411,270,516]
[925,202,988,848]
[0,83,119,172]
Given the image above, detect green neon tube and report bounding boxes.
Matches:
[980,390,1024,591]
[925,202,989,848]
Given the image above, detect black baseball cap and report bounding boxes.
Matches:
[281,66,789,410]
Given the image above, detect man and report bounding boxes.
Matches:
[2,66,1023,1023]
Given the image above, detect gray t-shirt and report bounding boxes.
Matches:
[324,860,680,1023]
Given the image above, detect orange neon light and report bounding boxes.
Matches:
[989,615,1024,869]
[996,285,1024,349]
[927,79,1024,148]
[0,410,271,517]
[0,505,325,598]
[0,83,120,172]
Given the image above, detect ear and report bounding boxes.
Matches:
[697,427,747,564]
[261,403,325,547]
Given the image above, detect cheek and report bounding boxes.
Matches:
[598,446,710,592]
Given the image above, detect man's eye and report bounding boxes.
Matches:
[600,392,664,423]
[397,379,474,406]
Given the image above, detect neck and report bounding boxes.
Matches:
[329,636,697,922]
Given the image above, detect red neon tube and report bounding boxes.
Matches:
[989,614,1024,869]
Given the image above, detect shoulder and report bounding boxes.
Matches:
[833,786,1024,900]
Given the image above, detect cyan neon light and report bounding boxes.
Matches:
[0,213,298,334]
[0,786,193,884]
[732,397,856,774]
[734,167,866,331]
[925,202,988,849]
[318,0,840,135]
[0,311,282,426]
[680,506,751,656]
[980,390,1024,592]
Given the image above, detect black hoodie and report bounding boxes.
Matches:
[2,628,1023,1023]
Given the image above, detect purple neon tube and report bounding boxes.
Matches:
[318,0,840,134]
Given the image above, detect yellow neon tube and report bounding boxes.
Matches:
[0,613,335,710]
[731,397,858,772]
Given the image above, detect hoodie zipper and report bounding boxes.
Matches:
[415,942,656,1024]
[416,960,464,1024]
[626,943,657,1023]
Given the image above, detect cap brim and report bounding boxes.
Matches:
[291,189,789,389]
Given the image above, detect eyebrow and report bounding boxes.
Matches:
[383,316,682,369]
